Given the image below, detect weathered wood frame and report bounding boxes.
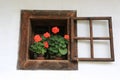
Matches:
[71,17,114,61]
[17,10,78,70]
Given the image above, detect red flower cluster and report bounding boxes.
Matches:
[52,26,59,34]
[43,41,49,48]
[33,27,69,50]
[64,35,69,40]
[31,26,70,57]
[34,35,42,42]
[34,34,49,48]
[44,32,50,38]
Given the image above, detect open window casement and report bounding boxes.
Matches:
[70,17,114,61]
[17,10,114,70]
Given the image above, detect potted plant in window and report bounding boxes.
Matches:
[29,26,69,60]
[48,26,69,60]
[29,32,50,60]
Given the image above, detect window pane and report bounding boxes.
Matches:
[93,40,111,58]
[93,20,109,37]
[77,40,91,58]
[77,20,90,37]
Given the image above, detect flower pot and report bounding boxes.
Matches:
[37,54,45,60]
[49,55,56,59]
[37,57,45,60]
[55,57,63,60]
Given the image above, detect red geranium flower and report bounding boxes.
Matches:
[43,32,50,38]
[52,26,59,34]
[64,35,69,40]
[34,34,42,42]
[43,41,49,48]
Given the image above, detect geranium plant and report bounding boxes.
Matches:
[48,27,69,59]
[29,26,69,60]
[29,33,50,58]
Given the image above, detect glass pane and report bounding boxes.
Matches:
[93,40,111,58]
[77,40,91,58]
[93,20,109,37]
[77,20,90,37]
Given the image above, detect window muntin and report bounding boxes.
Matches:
[71,17,114,61]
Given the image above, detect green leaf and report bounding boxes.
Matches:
[41,48,47,54]
[61,44,66,48]
[59,44,62,47]
[48,47,58,54]
[59,48,67,55]
[55,45,59,48]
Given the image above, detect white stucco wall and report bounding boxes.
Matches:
[0,0,120,80]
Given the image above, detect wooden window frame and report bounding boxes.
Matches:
[71,17,114,61]
[17,10,78,70]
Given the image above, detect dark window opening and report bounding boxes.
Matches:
[29,18,69,60]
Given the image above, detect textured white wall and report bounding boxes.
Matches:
[0,0,120,80]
